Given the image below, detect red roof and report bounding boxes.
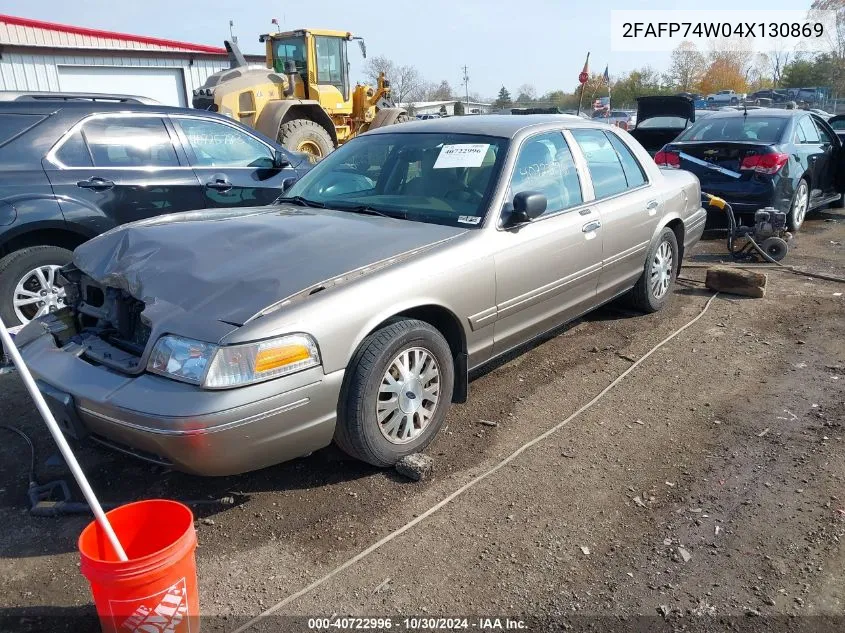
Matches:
[0,14,227,54]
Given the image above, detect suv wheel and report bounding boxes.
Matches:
[0,246,73,327]
[335,319,454,467]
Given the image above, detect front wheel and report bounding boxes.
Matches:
[278,119,334,159]
[335,319,454,467]
[628,227,678,313]
[0,246,73,327]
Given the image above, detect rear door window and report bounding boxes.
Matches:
[81,117,179,168]
[606,133,647,188]
[797,117,820,144]
[53,130,93,167]
[570,128,628,199]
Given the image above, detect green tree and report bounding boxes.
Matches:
[494,86,512,108]
[454,101,465,116]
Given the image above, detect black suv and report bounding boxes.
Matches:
[0,96,311,327]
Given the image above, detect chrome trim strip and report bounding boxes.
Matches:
[497,263,602,318]
[79,397,311,437]
[468,306,497,331]
[603,241,648,267]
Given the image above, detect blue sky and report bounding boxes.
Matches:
[4,0,813,99]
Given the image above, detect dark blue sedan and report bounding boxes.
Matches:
[654,109,845,231]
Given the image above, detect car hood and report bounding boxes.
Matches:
[73,205,467,327]
[636,96,695,124]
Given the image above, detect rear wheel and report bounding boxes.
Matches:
[335,319,454,467]
[278,119,334,159]
[628,228,678,313]
[787,178,810,232]
[0,246,73,327]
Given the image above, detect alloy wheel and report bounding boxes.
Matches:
[792,182,809,228]
[649,240,674,300]
[13,265,66,325]
[376,347,441,444]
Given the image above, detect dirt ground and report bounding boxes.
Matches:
[1,208,844,633]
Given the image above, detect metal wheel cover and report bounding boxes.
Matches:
[13,265,66,325]
[792,182,809,226]
[376,347,441,444]
[298,140,323,157]
[649,240,674,299]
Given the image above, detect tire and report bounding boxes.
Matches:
[628,227,679,313]
[0,246,73,327]
[335,319,454,467]
[787,178,810,232]
[278,119,334,159]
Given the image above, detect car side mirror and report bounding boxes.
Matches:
[282,177,297,192]
[273,150,291,169]
[507,191,547,226]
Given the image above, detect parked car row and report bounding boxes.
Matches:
[15,113,706,475]
[0,95,315,328]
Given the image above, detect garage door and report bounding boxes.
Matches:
[57,66,187,107]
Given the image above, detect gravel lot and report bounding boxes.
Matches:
[1,209,844,633]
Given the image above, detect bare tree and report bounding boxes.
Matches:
[516,83,537,102]
[667,41,706,92]
[362,55,422,104]
[809,0,845,94]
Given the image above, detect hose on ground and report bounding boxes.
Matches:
[0,425,36,485]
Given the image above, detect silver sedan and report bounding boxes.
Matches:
[17,115,706,475]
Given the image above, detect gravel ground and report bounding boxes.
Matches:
[0,208,843,633]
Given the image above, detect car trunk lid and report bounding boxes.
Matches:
[660,141,781,181]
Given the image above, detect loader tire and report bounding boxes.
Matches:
[278,120,334,159]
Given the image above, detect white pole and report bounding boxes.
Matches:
[0,317,128,562]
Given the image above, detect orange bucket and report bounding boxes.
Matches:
[78,500,199,633]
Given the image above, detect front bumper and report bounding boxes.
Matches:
[19,332,343,476]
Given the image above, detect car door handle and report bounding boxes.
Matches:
[76,177,114,191]
[646,199,660,216]
[205,175,233,192]
[582,220,602,233]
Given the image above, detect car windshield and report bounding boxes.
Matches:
[637,116,689,129]
[281,132,509,227]
[675,116,788,143]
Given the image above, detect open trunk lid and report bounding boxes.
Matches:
[636,96,695,126]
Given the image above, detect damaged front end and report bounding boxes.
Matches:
[30,265,153,374]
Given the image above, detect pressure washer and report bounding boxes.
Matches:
[702,193,791,262]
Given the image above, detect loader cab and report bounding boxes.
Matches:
[266,29,355,110]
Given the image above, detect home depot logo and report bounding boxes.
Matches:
[110,578,191,633]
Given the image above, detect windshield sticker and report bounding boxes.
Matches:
[458,215,482,225]
[434,144,490,169]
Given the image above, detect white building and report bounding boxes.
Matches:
[400,100,493,116]
[0,14,264,106]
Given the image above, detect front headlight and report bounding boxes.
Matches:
[147,333,321,389]
[204,333,320,389]
[147,335,216,384]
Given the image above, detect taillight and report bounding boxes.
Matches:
[741,152,788,175]
[654,150,680,169]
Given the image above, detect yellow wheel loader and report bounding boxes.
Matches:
[192,29,410,158]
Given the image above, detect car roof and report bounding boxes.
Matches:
[0,100,214,117]
[695,108,799,121]
[365,114,606,138]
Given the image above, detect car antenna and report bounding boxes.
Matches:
[743,102,748,117]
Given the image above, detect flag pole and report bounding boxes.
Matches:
[576,52,590,116]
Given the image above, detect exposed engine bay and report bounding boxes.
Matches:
[51,266,151,373]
